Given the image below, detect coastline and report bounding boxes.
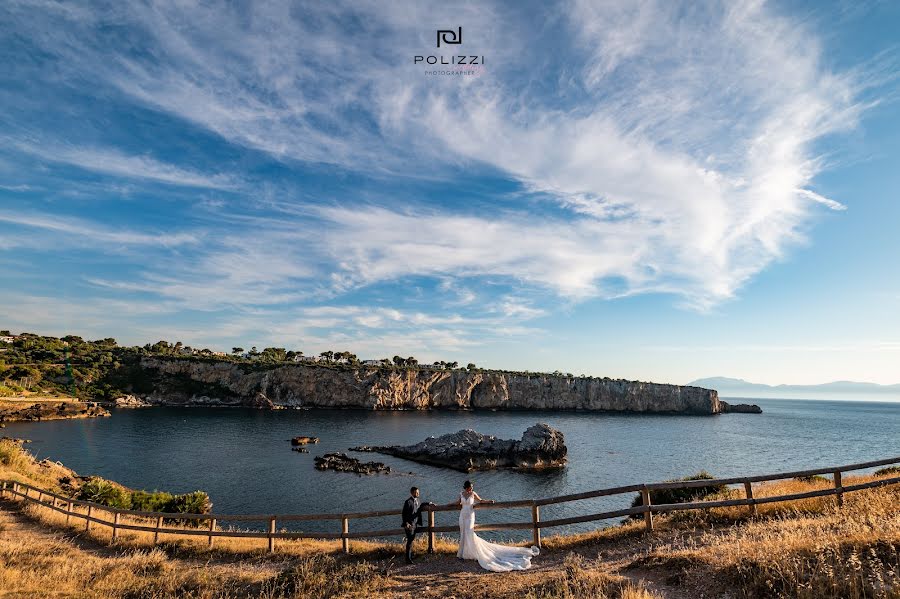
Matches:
[0,398,110,423]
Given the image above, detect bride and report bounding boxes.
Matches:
[455,480,539,572]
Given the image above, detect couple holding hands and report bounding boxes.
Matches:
[402,480,539,572]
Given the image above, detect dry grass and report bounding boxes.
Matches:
[628,477,900,598]
[519,554,659,599]
[2,438,898,598]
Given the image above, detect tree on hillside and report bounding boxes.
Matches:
[392,355,405,367]
[232,347,244,356]
[467,363,477,371]
[320,350,334,362]
[261,347,287,362]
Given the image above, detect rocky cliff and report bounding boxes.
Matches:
[136,357,725,414]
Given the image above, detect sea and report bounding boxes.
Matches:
[4,398,898,539]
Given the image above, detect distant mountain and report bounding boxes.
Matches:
[689,377,900,399]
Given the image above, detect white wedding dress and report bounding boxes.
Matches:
[457,492,539,572]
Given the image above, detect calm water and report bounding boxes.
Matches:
[5,398,899,539]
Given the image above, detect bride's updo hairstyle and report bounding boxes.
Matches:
[463,480,472,490]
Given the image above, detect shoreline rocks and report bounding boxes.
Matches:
[354,423,568,472]
[0,400,111,423]
[720,401,763,414]
[112,395,152,408]
[314,452,390,475]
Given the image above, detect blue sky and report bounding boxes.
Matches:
[1,1,898,385]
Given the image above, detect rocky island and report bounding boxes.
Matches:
[352,423,567,472]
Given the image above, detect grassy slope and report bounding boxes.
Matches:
[1,440,898,598]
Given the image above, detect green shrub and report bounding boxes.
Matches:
[629,471,728,517]
[0,384,23,396]
[77,478,131,509]
[169,490,212,515]
[874,466,900,477]
[129,490,176,512]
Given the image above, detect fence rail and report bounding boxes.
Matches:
[2,456,899,553]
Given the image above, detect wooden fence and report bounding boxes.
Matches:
[2,456,899,554]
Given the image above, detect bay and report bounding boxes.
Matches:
[4,398,898,539]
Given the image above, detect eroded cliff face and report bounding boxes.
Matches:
[137,357,722,414]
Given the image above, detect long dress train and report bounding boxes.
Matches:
[456,492,539,572]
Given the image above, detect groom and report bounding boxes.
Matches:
[401,486,434,564]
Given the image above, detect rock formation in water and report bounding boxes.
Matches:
[314,452,390,474]
[134,356,731,414]
[112,395,152,408]
[354,423,567,472]
[290,436,319,446]
[719,401,763,414]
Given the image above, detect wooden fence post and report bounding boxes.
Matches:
[0,481,6,499]
[427,509,435,554]
[531,503,542,548]
[341,517,349,553]
[641,487,654,532]
[154,516,163,544]
[268,517,276,553]
[112,512,120,541]
[208,518,216,548]
[834,471,843,507]
[66,501,72,525]
[744,480,757,516]
[85,505,93,532]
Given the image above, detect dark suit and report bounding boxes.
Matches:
[402,496,424,562]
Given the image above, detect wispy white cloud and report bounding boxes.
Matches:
[0,210,200,247]
[8,139,238,189]
[795,188,848,211]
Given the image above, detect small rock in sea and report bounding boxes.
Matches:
[113,395,152,408]
[291,436,320,446]
[292,447,309,453]
[313,452,390,475]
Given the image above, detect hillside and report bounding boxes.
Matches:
[1,332,734,414]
